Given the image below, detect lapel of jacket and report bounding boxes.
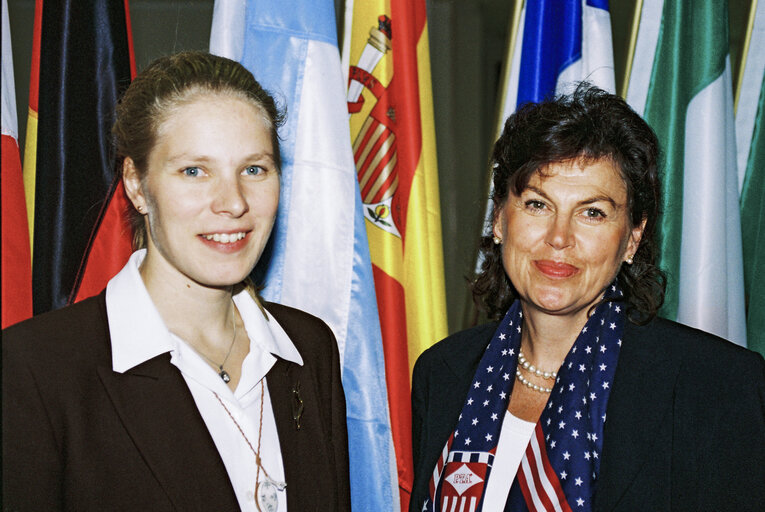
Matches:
[98,354,240,510]
[267,355,325,510]
[594,320,679,511]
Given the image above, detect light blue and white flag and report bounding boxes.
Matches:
[211,1,397,510]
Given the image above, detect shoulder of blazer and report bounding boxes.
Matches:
[2,292,111,365]
[595,316,765,511]
[621,315,764,377]
[413,321,499,382]
[263,302,339,363]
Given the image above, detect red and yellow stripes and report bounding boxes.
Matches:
[346,0,447,507]
[22,0,43,252]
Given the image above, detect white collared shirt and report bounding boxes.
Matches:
[106,250,303,511]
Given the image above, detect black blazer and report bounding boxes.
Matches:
[3,293,351,511]
[411,316,765,512]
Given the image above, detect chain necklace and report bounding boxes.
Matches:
[215,381,286,512]
[192,305,237,383]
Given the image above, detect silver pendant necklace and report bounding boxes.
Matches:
[193,305,238,383]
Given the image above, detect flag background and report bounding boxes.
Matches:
[1,0,32,328]
[343,0,448,506]
[626,0,748,346]
[7,1,759,344]
[21,0,134,315]
[500,0,616,126]
[740,76,764,355]
[736,1,765,356]
[211,1,398,510]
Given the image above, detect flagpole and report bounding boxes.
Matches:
[620,0,643,99]
[734,0,758,113]
[492,0,525,138]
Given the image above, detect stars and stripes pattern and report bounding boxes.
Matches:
[426,285,624,511]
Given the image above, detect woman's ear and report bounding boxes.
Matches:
[492,210,504,241]
[122,157,146,214]
[626,216,647,261]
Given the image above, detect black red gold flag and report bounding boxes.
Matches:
[26,0,134,313]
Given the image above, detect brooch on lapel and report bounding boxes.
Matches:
[292,381,304,430]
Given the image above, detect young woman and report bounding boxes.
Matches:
[3,52,351,511]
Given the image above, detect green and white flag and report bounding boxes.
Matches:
[736,2,765,356]
[627,0,747,346]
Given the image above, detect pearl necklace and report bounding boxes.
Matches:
[515,349,558,394]
[518,349,557,379]
[515,369,553,393]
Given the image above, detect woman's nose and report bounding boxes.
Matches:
[212,177,249,217]
[545,215,574,250]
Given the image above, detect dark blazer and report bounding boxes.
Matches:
[2,293,351,511]
[411,317,765,512]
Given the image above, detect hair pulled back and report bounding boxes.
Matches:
[112,51,284,248]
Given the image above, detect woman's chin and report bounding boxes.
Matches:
[524,289,579,316]
[188,266,254,289]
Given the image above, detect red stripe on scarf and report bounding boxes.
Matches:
[517,425,574,512]
[533,426,572,511]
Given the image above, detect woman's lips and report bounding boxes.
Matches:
[198,231,250,252]
[534,260,579,278]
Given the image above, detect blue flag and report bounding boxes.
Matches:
[499,0,615,126]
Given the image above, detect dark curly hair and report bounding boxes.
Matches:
[472,84,665,324]
[113,51,285,249]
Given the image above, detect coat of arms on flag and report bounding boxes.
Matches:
[347,15,402,238]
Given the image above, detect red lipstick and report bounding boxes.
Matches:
[534,260,579,278]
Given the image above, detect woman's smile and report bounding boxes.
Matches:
[124,93,280,290]
[493,158,644,320]
[533,260,580,279]
[198,230,251,252]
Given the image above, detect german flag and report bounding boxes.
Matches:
[23,0,135,314]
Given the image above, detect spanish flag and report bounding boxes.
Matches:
[344,0,448,507]
[23,0,135,314]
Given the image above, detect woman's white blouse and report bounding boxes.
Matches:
[105,250,303,511]
[481,411,537,510]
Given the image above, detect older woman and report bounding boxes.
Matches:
[411,86,765,511]
[3,52,350,511]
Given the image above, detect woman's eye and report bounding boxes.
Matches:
[182,167,202,177]
[525,199,546,212]
[243,165,265,176]
[583,207,606,219]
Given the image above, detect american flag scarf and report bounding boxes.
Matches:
[425,285,624,511]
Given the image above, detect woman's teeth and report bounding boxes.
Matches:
[203,232,246,243]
